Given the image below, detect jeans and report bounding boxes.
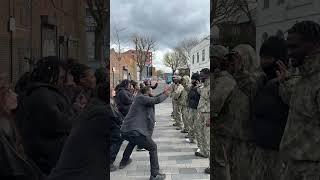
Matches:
[121,131,159,176]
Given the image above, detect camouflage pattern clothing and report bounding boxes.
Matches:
[211,70,237,180]
[180,76,191,132]
[197,77,210,157]
[188,108,197,141]
[279,50,320,180]
[212,44,259,179]
[172,81,184,129]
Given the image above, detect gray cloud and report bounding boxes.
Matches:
[111,0,210,72]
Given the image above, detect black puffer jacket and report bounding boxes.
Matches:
[115,88,134,117]
[187,85,200,109]
[16,83,73,175]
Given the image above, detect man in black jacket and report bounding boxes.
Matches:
[251,36,290,180]
[119,85,170,180]
[16,57,74,175]
[186,73,201,144]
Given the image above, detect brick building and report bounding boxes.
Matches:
[0,0,87,82]
[110,49,138,87]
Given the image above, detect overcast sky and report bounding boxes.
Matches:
[110,0,210,73]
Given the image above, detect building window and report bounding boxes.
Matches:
[192,55,195,64]
[202,49,205,61]
[263,0,270,9]
[197,52,199,63]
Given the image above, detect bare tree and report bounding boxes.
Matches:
[211,0,256,27]
[111,26,126,81]
[163,48,186,75]
[132,34,156,80]
[176,37,199,68]
[85,0,108,66]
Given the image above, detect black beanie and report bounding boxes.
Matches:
[191,73,200,81]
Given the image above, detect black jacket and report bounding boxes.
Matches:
[253,79,289,150]
[0,118,45,180]
[48,98,110,180]
[187,85,200,109]
[16,83,73,175]
[115,88,134,117]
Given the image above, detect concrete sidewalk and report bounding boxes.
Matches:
[110,100,210,180]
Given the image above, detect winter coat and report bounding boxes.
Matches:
[15,82,73,175]
[120,93,168,137]
[0,117,45,180]
[47,98,110,180]
[115,88,134,117]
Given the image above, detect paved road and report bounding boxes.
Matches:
[110,83,210,180]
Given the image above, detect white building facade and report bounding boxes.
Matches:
[189,36,210,76]
[256,0,320,53]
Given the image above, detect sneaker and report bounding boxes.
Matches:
[150,173,166,180]
[110,164,117,172]
[176,127,181,130]
[173,123,177,126]
[185,135,190,138]
[195,151,208,158]
[204,167,210,174]
[186,138,195,143]
[119,158,132,169]
[181,129,188,133]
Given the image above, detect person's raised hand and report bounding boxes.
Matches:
[164,85,171,95]
[276,60,289,82]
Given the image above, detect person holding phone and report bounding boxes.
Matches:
[251,36,290,180]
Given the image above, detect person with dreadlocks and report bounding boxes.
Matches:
[275,21,320,180]
[15,56,74,175]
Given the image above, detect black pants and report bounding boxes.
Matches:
[121,131,159,176]
[110,130,123,164]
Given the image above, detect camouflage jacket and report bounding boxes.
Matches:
[211,71,250,140]
[279,68,301,105]
[172,84,184,104]
[280,51,320,161]
[197,78,210,113]
[180,84,191,106]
